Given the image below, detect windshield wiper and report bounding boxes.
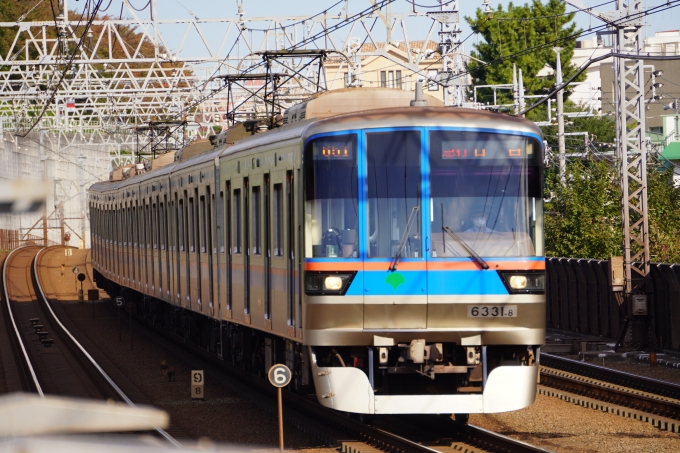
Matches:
[389,206,419,272]
[442,226,489,270]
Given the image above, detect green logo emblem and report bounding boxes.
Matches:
[385,272,406,291]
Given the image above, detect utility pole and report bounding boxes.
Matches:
[554,47,566,183]
[40,131,48,246]
[429,0,463,106]
[564,0,651,348]
[78,153,86,248]
[612,0,650,348]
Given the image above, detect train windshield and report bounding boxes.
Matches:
[366,131,422,258]
[429,130,543,258]
[304,134,359,258]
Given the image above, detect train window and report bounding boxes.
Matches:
[153,202,158,250]
[252,186,261,255]
[189,197,195,252]
[233,189,241,254]
[132,206,137,247]
[428,131,544,257]
[219,191,225,253]
[200,195,207,253]
[303,134,358,258]
[273,184,283,256]
[160,202,166,250]
[366,130,421,258]
[179,198,185,252]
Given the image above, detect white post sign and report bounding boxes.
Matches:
[191,370,204,399]
[268,364,292,453]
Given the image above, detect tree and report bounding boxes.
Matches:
[465,0,583,105]
[0,1,59,62]
[647,166,680,263]
[545,156,680,263]
[544,158,622,259]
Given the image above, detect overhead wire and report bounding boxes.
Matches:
[16,0,106,138]
[169,0,397,122]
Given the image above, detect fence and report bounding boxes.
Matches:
[546,258,680,349]
[0,229,59,250]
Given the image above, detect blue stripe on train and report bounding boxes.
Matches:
[346,270,509,296]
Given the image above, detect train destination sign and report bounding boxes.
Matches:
[313,142,353,160]
[441,140,533,160]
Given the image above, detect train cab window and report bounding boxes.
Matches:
[233,189,242,254]
[273,183,283,256]
[189,197,195,252]
[304,134,358,258]
[428,131,544,257]
[366,130,422,258]
[252,186,261,255]
[200,195,207,253]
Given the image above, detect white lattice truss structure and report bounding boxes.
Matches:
[0,0,466,137]
[612,0,651,296]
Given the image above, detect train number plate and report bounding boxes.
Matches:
[467,305,517,318]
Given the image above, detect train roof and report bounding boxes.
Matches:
[302,106,543,139]
[90,89,542,195]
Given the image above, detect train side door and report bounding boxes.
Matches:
[263,173,272,329]
[248,175,265,328]
[230,178,246,323]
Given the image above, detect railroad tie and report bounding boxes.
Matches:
[538,385,680,434]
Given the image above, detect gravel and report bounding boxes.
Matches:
[58,300,338,453]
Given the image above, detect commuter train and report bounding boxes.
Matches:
[89,86,545,416]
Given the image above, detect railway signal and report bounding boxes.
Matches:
[268,364,292,453]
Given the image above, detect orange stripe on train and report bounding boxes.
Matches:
[304,260,545,271]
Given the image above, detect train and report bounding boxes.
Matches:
[89,85,545,417]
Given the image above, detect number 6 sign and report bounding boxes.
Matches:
[268,364,292,453]
[268,364,292,388]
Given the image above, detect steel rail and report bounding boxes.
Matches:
[139,315,550,453]
[32,247,181,448]
[2,246,44,397]
[540,369,680,419]
[542,353,680,400]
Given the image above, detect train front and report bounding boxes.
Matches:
[302,109,544,415]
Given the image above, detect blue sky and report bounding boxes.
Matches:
[66,0,680,59]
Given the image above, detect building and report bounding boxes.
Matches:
[323,40,447,99]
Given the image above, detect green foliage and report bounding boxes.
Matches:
[465,0,583,105]
[0,1,58,61]
[545,158,680,263]
[544,159,621,259]
[647,168,680,263]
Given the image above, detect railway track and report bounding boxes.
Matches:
[133,311,551,453]
[0,245,180,445]
[540,353,680,431]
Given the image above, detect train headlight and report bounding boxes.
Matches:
[498,271,545,294]
[305,272,357,295]
[509,275,527,289]
[324,276,344,290]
